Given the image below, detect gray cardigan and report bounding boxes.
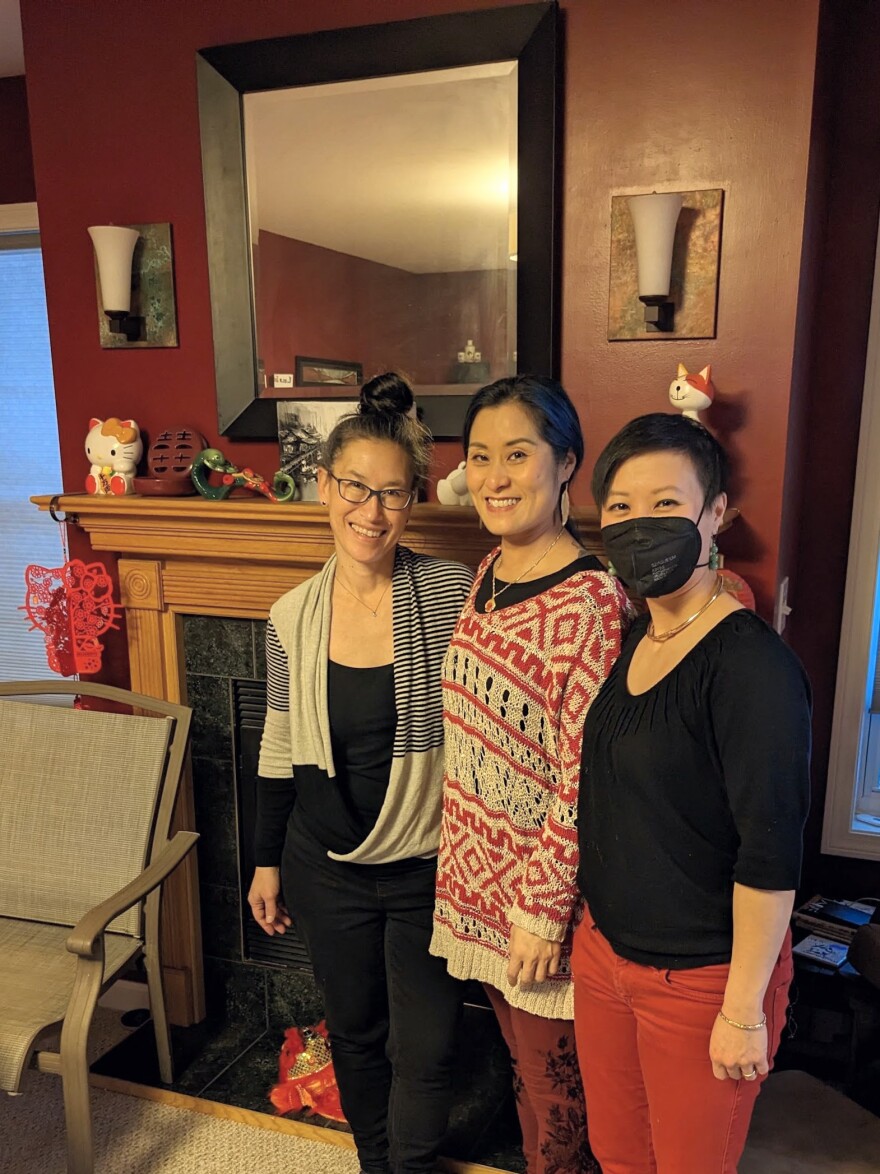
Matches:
[258,545,473,863]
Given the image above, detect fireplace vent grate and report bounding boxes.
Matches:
[232,678,312,971]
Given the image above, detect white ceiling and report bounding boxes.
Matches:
[0,0,24,77]
[245,63,518,274]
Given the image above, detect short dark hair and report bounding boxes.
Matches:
[463,375,584,475]
[322,372,432,490]
[591,413,729,508]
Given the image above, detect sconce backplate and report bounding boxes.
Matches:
[608,188,723,342]
[94,222,178,349]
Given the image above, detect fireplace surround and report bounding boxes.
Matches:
[33,494,602,1025]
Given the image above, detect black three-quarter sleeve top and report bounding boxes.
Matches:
[254,660,395,859]
[577,609,812,969]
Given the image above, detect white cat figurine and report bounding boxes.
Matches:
[85,417,143,495]
[668,363,715,420]
[437,460,472,506]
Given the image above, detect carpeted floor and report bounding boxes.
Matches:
[741,1069,880,1173]
[1,1007,361,1174]
[4,1010,879,1172]
[1,1076,361,1173]
[6,1066,880,1174]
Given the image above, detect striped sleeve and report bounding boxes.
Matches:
[255,620,296,865]
[392,556,474,757]
[258,619,295,778]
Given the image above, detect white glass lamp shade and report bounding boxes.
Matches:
[627,193,683,299]
[88,225,140,314]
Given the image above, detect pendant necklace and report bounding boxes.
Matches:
[485,528,566,614]
[334,572,391,618]
[646,576,724,643]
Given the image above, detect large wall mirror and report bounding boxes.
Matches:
[197,3,560,439]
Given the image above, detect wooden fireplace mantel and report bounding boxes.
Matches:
[32,494,602,1024]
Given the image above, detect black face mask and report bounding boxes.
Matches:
[601,515,706,598]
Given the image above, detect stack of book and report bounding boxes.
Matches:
[791,896,878,971]
[792,896,876,944]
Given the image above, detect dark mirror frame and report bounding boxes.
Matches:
[197,2,561,440]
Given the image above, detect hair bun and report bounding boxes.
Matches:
[359,372,415,418]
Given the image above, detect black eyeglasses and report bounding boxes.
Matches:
[328,472,414,511]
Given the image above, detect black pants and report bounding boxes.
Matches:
[282,821,463,1174]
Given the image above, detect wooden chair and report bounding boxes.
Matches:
[0,680,198,1174]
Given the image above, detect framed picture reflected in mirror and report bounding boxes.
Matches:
[295,357,363,388]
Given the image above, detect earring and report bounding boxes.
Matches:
[561,485,570,527]
[606,561,618,577]
[708,536,720,571]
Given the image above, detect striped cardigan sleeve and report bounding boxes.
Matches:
[258,620,295,778]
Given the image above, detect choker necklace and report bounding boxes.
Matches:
[486,528,566,614]
[646,576,725,643]
[334,572,391,618]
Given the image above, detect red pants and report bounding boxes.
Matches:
[571,918,792,1173]
[484,983,599,1174]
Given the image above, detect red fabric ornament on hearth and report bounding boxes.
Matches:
[22,560,122,676]
[269,1021,346,1122]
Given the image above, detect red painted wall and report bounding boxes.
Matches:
[411,269,512,386]
[18,0,820,613]
[256,231,411,389]
[560,2,819,615]
[0,76,35,204]
[257,230,511,392]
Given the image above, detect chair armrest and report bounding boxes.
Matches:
[65,831,199,959]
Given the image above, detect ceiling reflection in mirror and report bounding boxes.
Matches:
[242,63,518,398]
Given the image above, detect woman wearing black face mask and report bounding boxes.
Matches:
[570,414,812,1173]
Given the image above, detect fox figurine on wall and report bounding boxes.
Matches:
[668,363,715,420]
[85,417,143,494]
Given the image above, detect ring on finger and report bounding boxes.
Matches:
[743,1069,758,1081]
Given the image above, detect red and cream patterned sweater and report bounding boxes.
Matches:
[430,551,630,1019]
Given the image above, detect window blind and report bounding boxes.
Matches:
[0,237,65,681]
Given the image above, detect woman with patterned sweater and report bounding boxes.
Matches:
[430,376,631,1174]
[248,374,473,1174]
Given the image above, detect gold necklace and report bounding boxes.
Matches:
[646,576,725,643]
[486,528,566,614]
[334,572,391,618]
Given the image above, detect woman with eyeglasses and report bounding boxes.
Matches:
[248,373,473,1174]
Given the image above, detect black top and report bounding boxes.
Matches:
[474,551,604,612]
[328,660,396,835]
[254,660,395,860]
[577,610,812,969]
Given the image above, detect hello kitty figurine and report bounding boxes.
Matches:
[668,363,715,420]
[437,460,472,506]
[85,417,143,495]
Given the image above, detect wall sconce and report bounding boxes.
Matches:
[627,193,682,332]
[88,226,143,341]
[87,223,179,349]
[607,188,723,342]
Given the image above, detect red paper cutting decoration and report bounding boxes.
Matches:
[22,560,122,676]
